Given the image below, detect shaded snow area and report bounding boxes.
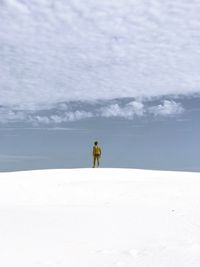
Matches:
[0,168,200,267]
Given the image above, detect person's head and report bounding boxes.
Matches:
[94,141,98,146]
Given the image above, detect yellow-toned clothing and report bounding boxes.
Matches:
[93,145,101,167]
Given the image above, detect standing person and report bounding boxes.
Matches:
[93,141,101,168]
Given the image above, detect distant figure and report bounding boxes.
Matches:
[93,141,102,168]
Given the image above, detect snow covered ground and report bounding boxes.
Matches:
[0,168,200,267]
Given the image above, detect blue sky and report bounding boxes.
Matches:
[0,0,200,171]
[0,96,199,172]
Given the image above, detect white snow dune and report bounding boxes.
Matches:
[0,168,200,267]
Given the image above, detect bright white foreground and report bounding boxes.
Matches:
[0,168,200,267]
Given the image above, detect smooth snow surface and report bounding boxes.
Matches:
[0,168,200,266]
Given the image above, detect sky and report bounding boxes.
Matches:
[0,0,200,171]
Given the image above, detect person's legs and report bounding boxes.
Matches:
[97,156,100,167]
[93,155,101,168]
[93,156,97,168]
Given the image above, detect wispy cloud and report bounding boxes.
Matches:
[0,154,46,163]
[0,108,27,123]
[0,0,200,109]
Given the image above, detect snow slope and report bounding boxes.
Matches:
[0,168,200,267]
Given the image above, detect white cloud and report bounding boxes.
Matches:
[100,101,145,119]
[127,101,145,116]
[149,100,184,116]
[0,99,185,124]
[64,111,93,121]
[99,100,184,119]
[0,0,200,108]
[31,116,51,124]
[29,111,93,125]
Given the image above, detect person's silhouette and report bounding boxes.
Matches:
[92,141,101,168]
